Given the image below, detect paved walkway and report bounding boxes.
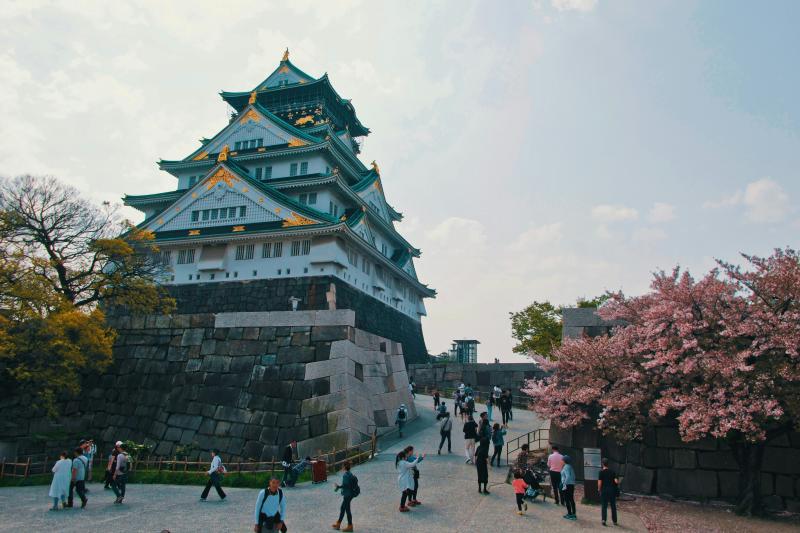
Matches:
[0,395,646,532]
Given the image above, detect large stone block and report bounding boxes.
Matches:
[621,464,655,493]
[763,448,800,474]
[277,345,316,364]
[697,451,738,471]
[671,449,696,469]
[657,469,717,499]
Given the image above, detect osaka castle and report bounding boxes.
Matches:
[123,50,434,361]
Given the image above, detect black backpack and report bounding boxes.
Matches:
[397,408,407,420]
[351,475,361,498]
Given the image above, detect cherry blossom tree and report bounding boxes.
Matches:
[524,248,800,516]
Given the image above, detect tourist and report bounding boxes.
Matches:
[466,394,475,418]
[67,447,89,508]
[499,390,511,425]
[254,476,287,532]
[84,439,97,484]
[598,458,619,526]
[486,395,494,422]
[433,389,440,409]
[111,441,129,504]
[506,390,514,422]
[395,404,408,437]
[408,381,416,398]
[48,451,71,511]
[104,445,118,490]
[200,449,227,502]
[332,460,358,532]
[512,470,529,516]
[458,382,465,393]
[490,423,507,467]
[405,446,423,506]
[395,449,424,512]
[436,401,447,420]
[437,412,452,454]
[478,412,492,442]
[452,390,461,417]
[464,383,473,396]
[281,440,296,487]
[560,455,576,521]
[547,445,565,506]
[514,443,530,471]
[475,437,490,494]
[492,385,502,402]
[462,414,478,464]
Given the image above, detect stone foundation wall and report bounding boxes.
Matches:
[163,276,429,364]
[550,423,800,512]
[408,362,546,399]
[4,310,416,461]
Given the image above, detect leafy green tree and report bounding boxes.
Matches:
[0,175,174,416]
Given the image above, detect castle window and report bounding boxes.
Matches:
[301,239,311,255]
[262,242,272,258]
[234,271,238,278]
[253,270,257,276]
[264,166,272,179]
[189,176,198,187]
[210,273,215,280]
[308,192,317,205]
[235,244,255,261]
[299,194,308,205]
[219,208,227,219]
[234,141,241,150]
[177,249,195,264]
[291,240,301,256]
[381,243,388,257]
[362,260,370,275]
[202,210,210,221]
[287,268,291,274]
[274,242,283,257]
[300,162,308,175]
[239,206,247,217]
[211,209,219,220]
[255,168,262,180]
[191,211,199,222]
[290,163,298,177]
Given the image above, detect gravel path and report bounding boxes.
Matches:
[0,395,647,532]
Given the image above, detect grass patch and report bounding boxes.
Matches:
[0,467,312,489]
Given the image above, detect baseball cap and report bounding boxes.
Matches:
[115,440,123,446]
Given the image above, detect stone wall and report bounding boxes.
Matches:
[4,310,416,461]
[163,276,429,363]
[549,423,800,512]
[407,362,545,399]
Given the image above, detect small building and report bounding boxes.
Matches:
[450,339,479,364]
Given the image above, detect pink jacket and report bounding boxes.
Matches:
[547,451,564,472]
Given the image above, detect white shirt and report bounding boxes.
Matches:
[254,489,286,525]
[397,456,421,491]
[208,455,222,475]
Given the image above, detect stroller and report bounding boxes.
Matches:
[284,457,312,487]
[521,466,548,502]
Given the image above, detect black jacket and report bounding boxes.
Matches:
[282,445,294,464]
[463,420,478,439]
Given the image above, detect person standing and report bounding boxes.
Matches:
[547,445,565,506]
[462,415,478,464]
[254,477,287,532]
[405,446,423,506]
[436,401,447,420]
[332,460,358,531]
[48,451,71,510]
[466,394,475,418]
[464,383,473,396]
[560,455,576,521]
[514,443,530,472]
[395,449,424,512]
[408,381,416,398]
[490,423,507,467]
[475,437,490,494]
[452,389,461,418]
[281,441,296,487]
[395,404,408,438]
[486,395,494,422]
[84,439,97,484]
[433,390,440,409]
[111,442,129,504]
[498,391,511,425]
[200,449,227,502]
[67,447,88,508]
[512,470,529,516]
[506,390,514,422]
[437,412,453,454]
[598,458,619,526]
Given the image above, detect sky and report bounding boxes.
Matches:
[1,0,799,362]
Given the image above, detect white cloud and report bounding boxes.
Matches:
[510,222,563,251]
[551,0,598,12]
[648,202,675,223]
[426,217,487,249]
[702,178,790,223]
[632,227,668,243]
[591,204,639,222]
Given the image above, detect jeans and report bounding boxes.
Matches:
[516,493,524,511]
[601,491,618,523]
[487,405,493,421]
[68,480,87,507]
[563,484,576,516]
[490,444,503,466]
[281,463,292,485]
[549,471,562,504]
[111,473,127,499]
[464,439,476,462]
[400,489,413,508]
[338,495,353,524]
[501,409,510,424]
[201,472,226,499]
[438,431,451,452]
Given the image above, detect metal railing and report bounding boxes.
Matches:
[505,427,551,467]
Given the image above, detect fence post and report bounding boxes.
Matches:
[0,457,5,479]
[183,458,188,472]
[24,457,31,479]
[238,460,242,473]
[158,457,163,472]
[270,456,275,476]
[371,430,377,459]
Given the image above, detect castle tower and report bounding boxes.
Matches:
[124,51,435,361]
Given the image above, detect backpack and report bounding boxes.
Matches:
[351,474,361,498]
[397,408,407,421]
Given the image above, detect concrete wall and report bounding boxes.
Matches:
[3,310,416,461]
[407,362,546,399]
[549,423,800,512]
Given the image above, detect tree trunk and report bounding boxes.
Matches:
[730,439,766,516]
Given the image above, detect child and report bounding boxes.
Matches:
[48,451,71,510]
[512,471,529,516]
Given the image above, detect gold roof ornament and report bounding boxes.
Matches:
[282,48,289,61]
[282,212,317,227]
[294,115,315,126]
[248,91,257,105]
[206,167,239,189]
[371,160,380,175]
[287,138,306,147]
[217,145,230,162]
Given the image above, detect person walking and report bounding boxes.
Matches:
[490,423,507,467]
[437,412,452,454]
[436,401,447,420]
[433,390,440,409]
[547,445,565,506]
[462,415,478,464]
[332,460,358,531]
[395,449,424,512]
[598,458,619,526]
[281,441,296,487]
[560,455,576,521]
[452,389,461,418]
[465,394,475,418]
[506,390,514,422]
[200,449,227,502]
[512,470,529,516]
[475,437,490,494]
[408,381,416,398]
[499,391,511,425]
[104,446,117,490]
[111,442,129,504]
[254,476,287,532]
[405,446,423,506]
[48,451,71,510]
[84,439,96,485]
[395,404,409,437]
[486,395,494,422]
[67,447,89,508]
